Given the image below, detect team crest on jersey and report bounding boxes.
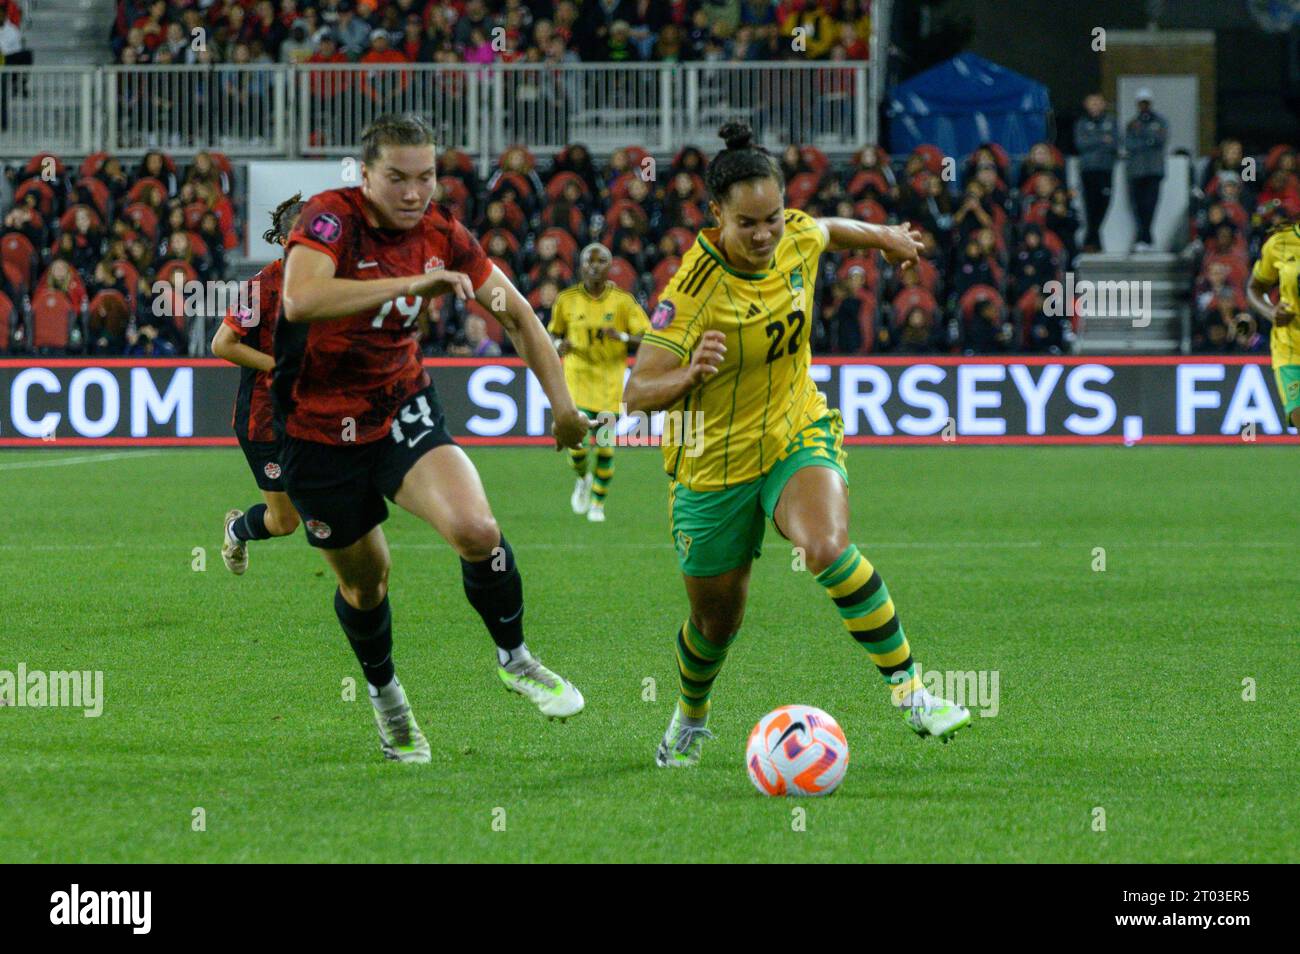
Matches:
[790,266,804,290]
[308,212,342,244]
[651,299,675,329]
[424,255,445,272]
[306,519,332,540]
[263,462,281,479]
[1289,380,1299,399]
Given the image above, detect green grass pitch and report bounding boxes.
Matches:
[2,445,1296,863]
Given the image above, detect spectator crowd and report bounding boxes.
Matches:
[112,0,874,67]
[1,149,238,355]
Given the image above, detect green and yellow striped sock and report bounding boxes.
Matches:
[569,445,589,477]
[591,447,614,502]
[674,619,735,720]
[815,544,921,706]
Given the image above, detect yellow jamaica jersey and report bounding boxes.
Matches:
[640,207,831,490]
[1252,224,1300,367]
[550,282,650,412]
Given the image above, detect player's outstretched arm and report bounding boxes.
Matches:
[624,331,726,414]
[281,244,473,323]
[819,217,925,269]
[211,322,273,373]
[475,265,590,449]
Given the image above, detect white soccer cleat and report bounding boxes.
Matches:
[221,509,248,575]
[902,691,972,743]
[372,698,432,763]
[498,654,585,719]
[655,706,714,767]
[586,500,605,522]
[570,473,593,514]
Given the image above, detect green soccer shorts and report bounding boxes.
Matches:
[667,411,848,577]
[1274,365,1300,421]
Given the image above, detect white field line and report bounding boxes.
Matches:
[0,451,163,471]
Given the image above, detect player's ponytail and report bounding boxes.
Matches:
[361,112,437,165]
[263,192,304,245]
[704,119,784,204]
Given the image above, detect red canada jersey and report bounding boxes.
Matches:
[223,257,283,443]
[272,187,492,445]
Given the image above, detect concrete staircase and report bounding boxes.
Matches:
[1072,253,1190,354]
[22,0,116,65]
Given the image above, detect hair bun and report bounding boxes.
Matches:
[719,120,754,151]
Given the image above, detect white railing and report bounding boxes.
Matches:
[0,62,875,165]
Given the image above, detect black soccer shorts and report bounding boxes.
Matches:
[237,435,287,492]
[280,384,457,549]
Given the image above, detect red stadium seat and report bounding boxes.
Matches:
[76,177,112,221]
[493,171,535,201]
[14,178,56,217]
[23,152,65,180]
[89,289,130,340]
[2,233,37,291]
[837,254,878,288]
[438,176,470,209]
[79,152,110,179]
[852,198,888,224]
[157,259,199,286]
[651,256,681,290]
[32,289,74,350]
[186,231,209,258]
[799,145,830,176]
[605,257,637,292]
[959,284,1005,323]
[892,286,938,324]
[545,171,590,201]
[540,227,579,264]
[112,260,141,308]
[124,202,159,240]
[0,291,13,351]
[665,228,695,256]
[59,204,104,232]
[3,261,27,297]
[786,172,821,210]
[128,176,169,205]
[480,228,521,255]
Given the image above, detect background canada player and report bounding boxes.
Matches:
[212,194,305,574]
[276,114,591,763]
[549,243,650,522]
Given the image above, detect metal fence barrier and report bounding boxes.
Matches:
[0,62,874,167]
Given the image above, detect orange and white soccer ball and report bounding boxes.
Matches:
[745,705,849,797]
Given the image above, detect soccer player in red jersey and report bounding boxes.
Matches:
[212,194,305,574]
[276,114,591,762]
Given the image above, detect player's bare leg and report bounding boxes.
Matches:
[656,563,752,767]
[775,466,970,741]
[321,526,430,763]
[221,491,300,575]
[393,445,584,719]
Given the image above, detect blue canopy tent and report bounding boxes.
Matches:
[887,53,1052,164]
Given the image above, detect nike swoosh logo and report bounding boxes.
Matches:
[358,260,379,269]
[499,606,523,624]
[774,721,806,749]
[406,430,432,449]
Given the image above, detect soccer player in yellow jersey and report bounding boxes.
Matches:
[1247,221,1300,429]
[625,122,972,767]
[550,243,650,521]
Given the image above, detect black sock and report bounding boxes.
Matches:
[232,504,271,542]
[334,588,395,690]
[461,533,524,654]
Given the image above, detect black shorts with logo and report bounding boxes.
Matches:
[280,385,457,549]
[238,435,286,492]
